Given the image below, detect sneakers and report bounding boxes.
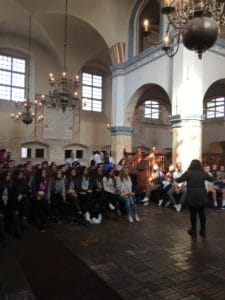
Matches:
[176,204,182,212]
[128,215,134,223]
[141,197,149,203]
[84,211,91,222]
[98,214,102,223]
[90,214,102,224]
[221,206,225,210]
[90,218,100,224]
[109,203,116,210]
[158,199,163,206]
[134,214,140,222]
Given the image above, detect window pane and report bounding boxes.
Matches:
[82,85,92,98]
[93,75,102,87]
[93,87,102,99]
[13,58,25,73]
[152,109,159,118]
[12,73,25,87]
[82,98,92,111]
[12,88,25,101]
[207,111,214,118]
[207,102,214,108]
[145,108,151,118]
[82,73,92,85]
[0,55,11,70]
[0,86,10,100]
[93,100,102,112]
[0,70,11,85]
[216,106,224,117]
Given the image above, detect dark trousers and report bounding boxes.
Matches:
[104,191,120,209]
[32,198,50,228]
[77,192,93,214]
[5,210,22,237]
[18,196,31,220]
[0,213,5,240]
[50,193,64,221]
[66,193,81,217]
[93,190,108,215]
[189,205,206,230]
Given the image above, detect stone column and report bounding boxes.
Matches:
[111,126,133,163]
[170,114,205,171]
[170,47,205,170]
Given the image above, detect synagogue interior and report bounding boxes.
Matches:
[1,0,225,299]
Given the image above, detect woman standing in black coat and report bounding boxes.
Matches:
[175,159,213,237]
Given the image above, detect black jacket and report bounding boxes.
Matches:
[175,170,213,207]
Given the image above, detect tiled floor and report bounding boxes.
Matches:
[1,204,225,299]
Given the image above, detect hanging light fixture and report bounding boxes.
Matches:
[142,0,225,59]
[40,0,80,112]
[11,16,44,125]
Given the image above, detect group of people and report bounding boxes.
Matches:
[1,144,224,242]
[141,159,225,237]
[0,156,141,243]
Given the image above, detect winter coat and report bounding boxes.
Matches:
[175,170,213,207]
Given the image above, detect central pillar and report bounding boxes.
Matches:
[110,126,133,163]
[170,114,205,171]
[171,47,205,171]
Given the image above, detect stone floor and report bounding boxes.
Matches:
[1,204,225,299]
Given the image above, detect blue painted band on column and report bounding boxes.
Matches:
[111,126,134,136]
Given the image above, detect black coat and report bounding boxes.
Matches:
[175,170,213,207]
[0,185,17,213]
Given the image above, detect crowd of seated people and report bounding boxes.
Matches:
[141,162,225,212]
[1,143,225,244]
[0,152,142,244]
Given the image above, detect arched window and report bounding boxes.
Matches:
[144,100,160,119]
[138,1,160,53]
[206,98,225,119]
[0,54,26,101]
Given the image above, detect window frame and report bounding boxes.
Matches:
[206,98,225,119]
[0,53,26,102]
[144,100,160,120]
[81,71,103,112]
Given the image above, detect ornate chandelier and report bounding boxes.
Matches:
[40,0,80,112]
[11,16,43,125]
[143,0,225,59]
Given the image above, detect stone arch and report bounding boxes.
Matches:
[125,83,171,126]
[202,78,225,154]
[128,0,161,58]
[204,78,225,102]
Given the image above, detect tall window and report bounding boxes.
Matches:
[144,100,159,119]
[206,98,225,119]
[82,72,103,112]
[0,54,26,101]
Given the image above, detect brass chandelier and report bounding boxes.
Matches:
[11,16,43,125]
[41,0,80,112]
[143,0,225,59]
